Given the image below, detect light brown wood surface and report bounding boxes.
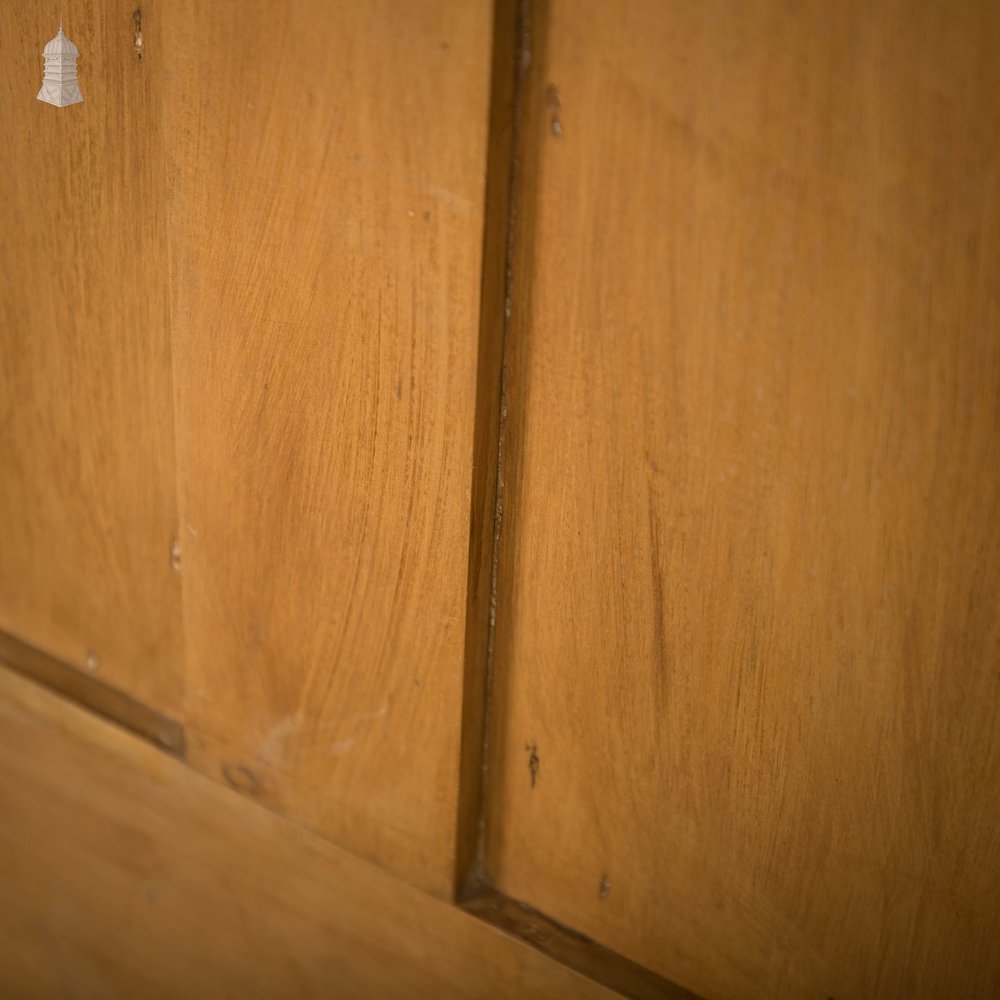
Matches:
[0,667,619,1000]
[160,0,493,897]
[0,2,183,713]
[486,2,1000,998]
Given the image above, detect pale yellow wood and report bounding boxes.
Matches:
[0,2,182,712]
[160,0,492,896]
[0,667,618,1000]
[487,2,1000,998]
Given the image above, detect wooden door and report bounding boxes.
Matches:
[2,1,999,997]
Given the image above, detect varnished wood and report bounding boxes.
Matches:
[486,2,1000,998]
[160,0,494,897]
[0,667,619,1000]
[0,628,184,756]
[462,889,701,1000]
[0,1,183,713]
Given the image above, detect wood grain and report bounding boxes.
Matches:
[486,2,1000,998]
[0,2,183,713]
[0,666,619,1000]
[160,0,493,897]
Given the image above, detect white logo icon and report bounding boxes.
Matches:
[38,19,83,108]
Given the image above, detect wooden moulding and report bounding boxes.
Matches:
[461,888,703,1000]
[0,628,185,758]
[454,0,524,898]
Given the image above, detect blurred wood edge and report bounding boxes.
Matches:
[0,664,620,1000]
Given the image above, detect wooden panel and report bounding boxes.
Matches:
[161,0,492,896]
[0,668,618,1000]
[486,2,1000,998]
[0,3,182,712]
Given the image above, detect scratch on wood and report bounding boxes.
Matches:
[526,741,539,787]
